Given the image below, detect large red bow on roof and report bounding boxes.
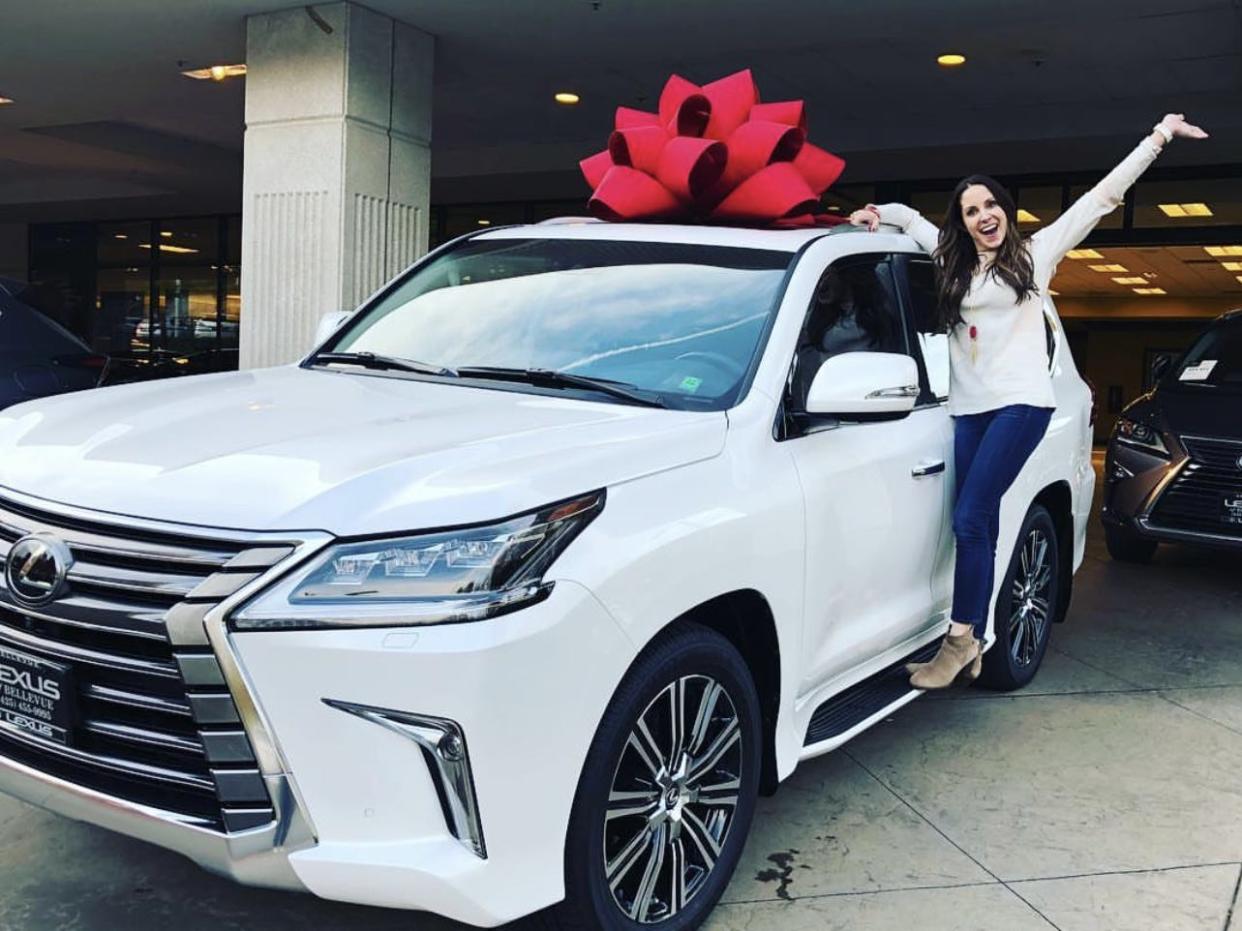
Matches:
[579,69,846,226]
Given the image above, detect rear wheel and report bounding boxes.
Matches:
[979,505,1059,691]
[1104,524,1158,563]
[537,624,762,931]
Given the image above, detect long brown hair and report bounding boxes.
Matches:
[932,175,1035,330]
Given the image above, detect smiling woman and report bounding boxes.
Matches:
[325,237,793,411]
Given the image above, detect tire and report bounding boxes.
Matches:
[979,505,1059,691]
[536,624,762,931]
[1104,523,1158,563]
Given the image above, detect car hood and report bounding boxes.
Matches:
[1154,385,1242,441]
[0,366,728,535]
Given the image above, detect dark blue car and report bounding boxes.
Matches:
[0,280,109,410]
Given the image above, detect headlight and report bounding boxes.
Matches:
[232,490,604,631]
[1113,417,1169,457]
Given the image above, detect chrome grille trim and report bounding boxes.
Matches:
[0,485,333,842]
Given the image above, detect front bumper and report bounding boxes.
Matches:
[231,579,634,927]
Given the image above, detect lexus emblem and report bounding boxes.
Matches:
[4,533,73,607]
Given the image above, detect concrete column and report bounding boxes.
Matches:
[0,223,28,281]
[240,2,433,369]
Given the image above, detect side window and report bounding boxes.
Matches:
[787,256,908,413]
[906,259,949,402]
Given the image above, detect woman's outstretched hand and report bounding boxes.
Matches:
[848,206,880,231]
[1159,113,1209,140]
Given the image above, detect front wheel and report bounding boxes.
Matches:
[979,504,1060,691]
[538,624,762,931]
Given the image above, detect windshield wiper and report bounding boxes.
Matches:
[455,366,669,409]
[312,351,458,377]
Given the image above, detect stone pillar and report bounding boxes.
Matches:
[240,2,433,369]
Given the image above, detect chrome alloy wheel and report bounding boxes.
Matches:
[1009,527,1052,667]
[603,675,743,924]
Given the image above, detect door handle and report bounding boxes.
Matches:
[911,459,946,478]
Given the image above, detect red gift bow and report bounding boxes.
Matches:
[579,69,847,226]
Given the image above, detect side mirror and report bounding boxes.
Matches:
[313,310,351,349]
[805,352,920,416]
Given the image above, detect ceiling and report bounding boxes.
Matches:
[0,0,1239,220]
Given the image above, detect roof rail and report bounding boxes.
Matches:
[536,216,605,226]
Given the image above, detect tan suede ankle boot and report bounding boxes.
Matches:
[909,633,982,690]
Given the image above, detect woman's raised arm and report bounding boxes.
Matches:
[849,203,940,255]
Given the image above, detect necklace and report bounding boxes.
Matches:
[969,324,978,364]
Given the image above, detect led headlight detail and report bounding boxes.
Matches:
[232,491,604,630]
[1114,417,1170,457]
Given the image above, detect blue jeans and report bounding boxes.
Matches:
[951,404,1054,638]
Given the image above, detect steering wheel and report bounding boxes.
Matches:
[674,351,746,381]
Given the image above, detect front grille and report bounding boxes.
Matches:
[1148,435,1242,539]
[0,495,297,833]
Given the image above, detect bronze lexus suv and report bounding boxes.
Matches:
[1102,309,1242,562]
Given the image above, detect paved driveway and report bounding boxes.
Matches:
[2,463,1241,931]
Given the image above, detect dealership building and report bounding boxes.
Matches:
[1,0,1239,438]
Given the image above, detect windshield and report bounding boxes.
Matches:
[1167,319,1242,394]
[322,237,793,410]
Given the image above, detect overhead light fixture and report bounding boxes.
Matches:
[1222,262,1242,271]
[476,219,491,226]
[160,230,173,238]
[1048,289,1060,296]
[1205,245,1242,257]
[1158,202,1213,218]
[182,63,247,82]
[937,54,966,67]
[1016,209,1040,223]
[139,243,199,254]
[0,97,13,106]
[554,92,581,105]
[1067,249,1103,260]
[1132,287,1166,295]
[1112,276,1146,285]
[1237,275,1242,285]
[113,234,128,240]
[1088,264,1128,273]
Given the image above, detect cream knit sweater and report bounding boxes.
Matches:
[876,137,1162,416]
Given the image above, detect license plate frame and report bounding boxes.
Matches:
[0,644,76,746]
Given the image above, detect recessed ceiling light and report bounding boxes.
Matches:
[139,243,199,254]
[1016,209,1040,223]
[160,230,173,238]
[937,54,966,67]
[1206,245,1242,257]
[1159,202,1213,218]
[1223,262,1242,271]
[1132,287,1166,295]
[1237,275,1242,285]
[0,97,13,106]
[554,92,581,105]
[1048,289,1060,296]
[1088,264,1128,273]
[1112,277,1146,285]
[182,63,247,81]
[1067,249,1103,260]
[476,219,491,226]
[113,234,128,240]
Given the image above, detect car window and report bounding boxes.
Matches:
[905,259,949,402]
[1166,318,1242,394]
[787,256,908,413]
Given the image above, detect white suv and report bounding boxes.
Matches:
[0,219,1094,930]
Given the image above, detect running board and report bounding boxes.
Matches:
[803,641,940,746]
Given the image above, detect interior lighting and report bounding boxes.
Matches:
[1048,289,1060,295]
[1237,276,1242,285]
[113,234,128,240]
[1067,249,1103,260]
[1132,287,1167,295]
[554,92,581,105]
[937,54,966,67]
[1222,262,1242,271]
[476,219,491,226]
[0,97,13,106]
[1205,246,1242,257]
[1016,209,1040,223]
[1158,202,1213,218]
[182,63,247,81]
[1112,277,1146,285]
[139,243,200,254]
[1088,264,1128,273]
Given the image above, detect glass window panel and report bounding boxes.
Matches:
[820,184,875,219]
[98,221,154,267]
[1016,185,1063,231]
[225,215,241,266]
[96,267,150,356]
[442,203,526,243]
[527,200,589,224]
[1133,178,1242,228]
[910,190,955,226]
[155,218,218,267]
[27,222,95,345]
[157,266,219,355]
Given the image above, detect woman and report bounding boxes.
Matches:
[849,114,1208,689]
